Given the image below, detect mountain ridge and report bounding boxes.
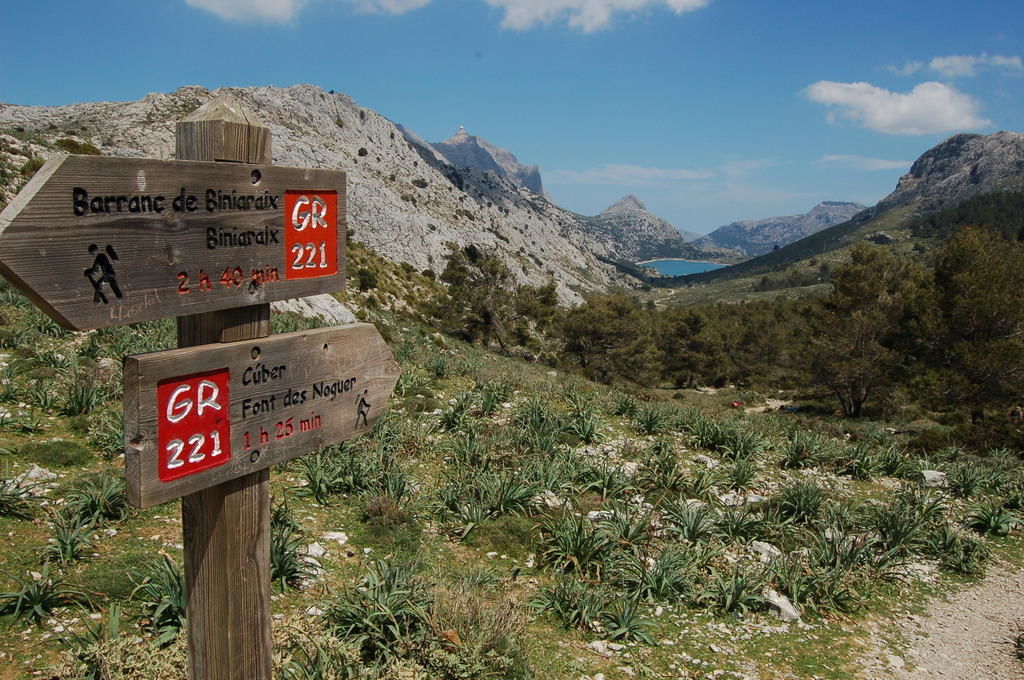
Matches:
[694,201,866,256]
[676,130,1024,286]
[579,194,704,263]
[0,84,633,305]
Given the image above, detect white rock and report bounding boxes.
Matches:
[749,541,783,562]
[304,605,324,617]
[272,295,357,325]
[304,542,327,558]
[533,490,563,509]
[916,470,947,487]
[693,454,719,469]
[322,531,349,545]
[763,589,801,622]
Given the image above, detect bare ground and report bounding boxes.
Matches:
[862,560,1024,679]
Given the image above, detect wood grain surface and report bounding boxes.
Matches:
[0,155,345,329]
[124,323,399,508]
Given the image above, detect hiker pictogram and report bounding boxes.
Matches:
[355,388,371,428]
[84,244,123,304]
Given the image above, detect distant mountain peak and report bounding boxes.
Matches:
[695,201,866,257]
[431,127,545,195]
[602,195,647,215]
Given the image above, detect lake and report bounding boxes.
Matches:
[640,259,726,276]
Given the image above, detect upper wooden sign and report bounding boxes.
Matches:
[123,323,400,508]
[0,154,346,330]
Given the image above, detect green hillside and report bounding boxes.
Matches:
[2,231,1024,679]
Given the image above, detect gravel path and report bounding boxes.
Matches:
[866,561,1024,679]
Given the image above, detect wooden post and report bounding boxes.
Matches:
[176,95,273,680]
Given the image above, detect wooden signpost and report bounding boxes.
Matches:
[124,324,399,508]
[0,95,397,680]
[0,156,345,329]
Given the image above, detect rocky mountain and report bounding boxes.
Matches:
[681,130,1024,285]
[579,195,704,263]
[427,127,546,197]
[694,201,866,257]
[0,85,632,304]
[863,131,1024,220]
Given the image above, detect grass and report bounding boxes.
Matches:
[0,273,1021,678]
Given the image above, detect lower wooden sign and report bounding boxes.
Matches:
[123,323,400,508]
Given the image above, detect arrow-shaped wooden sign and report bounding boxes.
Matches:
[0,154,346,330]
[123,323,399,508]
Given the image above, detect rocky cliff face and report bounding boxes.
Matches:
[579,195,702,262]
[428,127,545,197]
[0,85,631,304]
[695,201,866,256]
[870,131,1024,217]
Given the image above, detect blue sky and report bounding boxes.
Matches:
[2,0,1022,234]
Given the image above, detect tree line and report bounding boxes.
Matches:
[427,225,1024,446]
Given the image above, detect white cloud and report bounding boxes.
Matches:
[887,61,924,76]
[889,54,1024,78]
[483,0,712,32]
[818,154,910,171]
[350,0,432,14]
[185,0,308,21]
[184,0,712,26]
[991,54,1024,72]
[929,55,983,78]
[804,80,990,135]
[548,163,714,186]
[185,0,428,21]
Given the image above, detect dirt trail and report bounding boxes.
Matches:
[864,561,1024,679]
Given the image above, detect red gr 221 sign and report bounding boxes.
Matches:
[157,369,232,482]
[284,191,338,279]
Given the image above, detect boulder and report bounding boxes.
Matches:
[916,470,947,487]
[764,588,801,622]
[749,540,783,562]
[272,295,357,325]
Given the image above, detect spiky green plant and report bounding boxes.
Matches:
[663,499,717,543]
[131,555,187,646]
[0,476,35,519]
[0,565,89,625]
[43,509,94,565]
[64,475,128,525]
[964,499,1015,536]
[601,598,656,644]
[325,559,430,662]
[777,480,824,523]
[699,566,765,614]
[539,514,613,577]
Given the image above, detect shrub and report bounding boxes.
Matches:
[411,178,428,189]
[699,566,765,614]
[20,156,45,178]
[663,499,717,543]
[964,499,1015,536]
[539,514,612,577]
[356,267,377,291]
[271,521,316,592]
[55,138,102,155]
